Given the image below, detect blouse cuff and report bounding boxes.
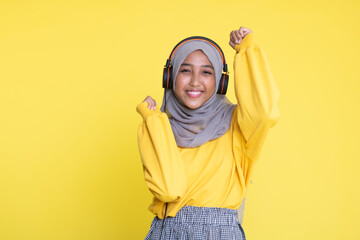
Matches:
[235,32,257,53]
[136,101,161,120]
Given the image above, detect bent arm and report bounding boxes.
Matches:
[136,102,187,202]
[233,33,280,162]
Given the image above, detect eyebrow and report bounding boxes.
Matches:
[180,63,214,69]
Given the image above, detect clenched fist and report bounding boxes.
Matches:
[229,26,253,50]
[143,96,157,111]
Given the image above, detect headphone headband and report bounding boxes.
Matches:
[166,36,228,73]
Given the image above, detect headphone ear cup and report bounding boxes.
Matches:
[162,66,173,89]
[217,73,229,95]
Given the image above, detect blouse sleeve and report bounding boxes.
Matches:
[136,102,187,202]
[232,32,280,165]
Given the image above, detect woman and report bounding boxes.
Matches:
[136,26,280,239]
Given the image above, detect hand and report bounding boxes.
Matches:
[229,26,253,50]
[143,96,157,110]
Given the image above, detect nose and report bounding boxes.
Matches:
[189,72,201,87]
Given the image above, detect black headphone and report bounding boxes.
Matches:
[162,36,229,95]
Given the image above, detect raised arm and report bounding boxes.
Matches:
[231,28,280,162]
[136,99,187,202]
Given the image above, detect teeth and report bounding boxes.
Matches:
[188,91,201,94]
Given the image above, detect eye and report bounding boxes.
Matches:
[180,69,190,73]
[204,71,212,75]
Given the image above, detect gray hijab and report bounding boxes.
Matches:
[160,39,236,148]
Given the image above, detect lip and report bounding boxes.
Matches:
[185,90,203,98]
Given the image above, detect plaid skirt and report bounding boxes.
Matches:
[144,206,246,240]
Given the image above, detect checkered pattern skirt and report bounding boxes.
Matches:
[144,206,246,240]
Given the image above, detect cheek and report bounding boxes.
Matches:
[174,86,181,99]
[174,74,188,90]
[207,77,216,93]
[174,76,185,97]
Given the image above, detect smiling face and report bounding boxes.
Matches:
[174,50,216,109]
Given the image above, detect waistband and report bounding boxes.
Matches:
[161,206,239,226]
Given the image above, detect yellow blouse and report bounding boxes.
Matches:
[136,33,280,219]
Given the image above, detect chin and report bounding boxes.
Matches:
[185,103,202,109]
[179,97,206,109]
[187,106,199,110]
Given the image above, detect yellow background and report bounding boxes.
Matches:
[0,0,359,239]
